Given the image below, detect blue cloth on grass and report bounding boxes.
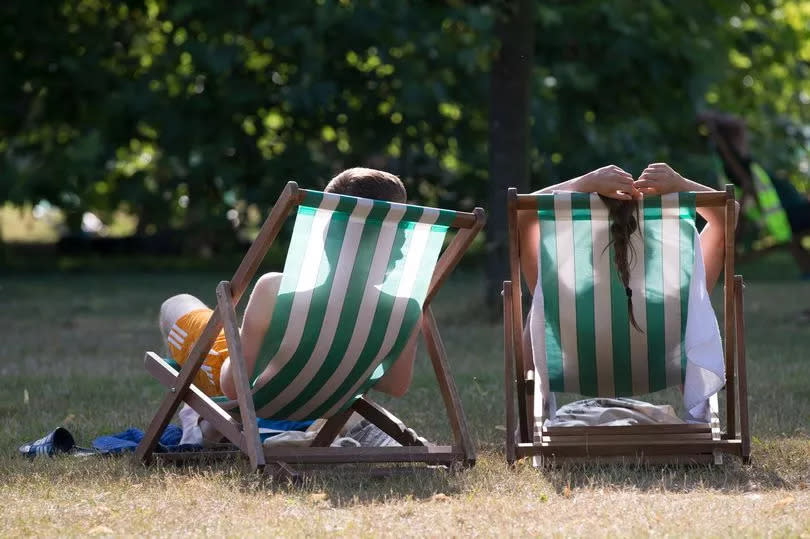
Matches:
[92,425,201,454]
[92,419,314,454]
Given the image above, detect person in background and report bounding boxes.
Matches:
[698,110,810,277]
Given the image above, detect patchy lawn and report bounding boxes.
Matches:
[1,260,808,536]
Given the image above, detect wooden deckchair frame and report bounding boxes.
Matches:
[503,186,751,465]
[135,181,484,472]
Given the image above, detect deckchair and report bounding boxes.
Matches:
[503,186,750,465]
[135,182,484,472]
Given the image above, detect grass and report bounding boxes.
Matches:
[1,258,809,536]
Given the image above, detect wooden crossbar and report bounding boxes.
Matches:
[517,439,743,458]
[514,191,730,210]
[294,191,480,228]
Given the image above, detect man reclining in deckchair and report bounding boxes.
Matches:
[518,162,738,425]
[158,168,417,440]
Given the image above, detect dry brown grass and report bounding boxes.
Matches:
[1,266,808,537]
[1,455,808,537]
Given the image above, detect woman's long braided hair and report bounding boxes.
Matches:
[598,196,643,331]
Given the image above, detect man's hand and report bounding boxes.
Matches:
[579,164,640,200]
[635,163,687,196]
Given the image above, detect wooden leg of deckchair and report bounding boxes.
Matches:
[421,307,476,466]
[353,397,428,447]
[506,190,531,444]
[424,209,486,306]
[723,187,738,441]
[135,312,223,464]
[503,282,517,466]
[217,281,265,472]
[143,352,245,446]
[311,407,355,447]
[735,275,752,463]
[136,183,298,465]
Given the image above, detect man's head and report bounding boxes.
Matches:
[325,167,406,203]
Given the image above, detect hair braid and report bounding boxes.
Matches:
[599,196,642,331]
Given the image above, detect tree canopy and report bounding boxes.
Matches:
[2,0,808,235]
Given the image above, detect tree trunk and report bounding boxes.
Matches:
[486,0,534,318]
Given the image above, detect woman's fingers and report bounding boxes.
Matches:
[637,171,665,182]
[607,164,634,179]
[634,177,657,187]
[592,165,646,200]
[634,175,660,195]
[616,180,636,193]
[642,165,668,176]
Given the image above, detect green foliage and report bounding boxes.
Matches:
[529,0,738,184]
[1,1,808,236]
[1,0,494,235]
[707,1,810,190]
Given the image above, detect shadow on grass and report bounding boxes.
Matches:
[247,464,466,506]
[139,458,467,506]
[527,443,808,494]
[1,453,466,509]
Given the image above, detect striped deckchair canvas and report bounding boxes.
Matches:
[138,182,483,471]
[228,189,458,420]
[504,187,750,466]
[530,192,701,399]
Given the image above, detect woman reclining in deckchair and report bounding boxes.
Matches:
[517,162,739,425]
[158,167,418,408]
[519,162,736,296]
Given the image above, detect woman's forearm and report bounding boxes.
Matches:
[679,176,739,292]
[532,175,592,194]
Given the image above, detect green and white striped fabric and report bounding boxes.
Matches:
[531,192,697,397]
[231,189,456,420]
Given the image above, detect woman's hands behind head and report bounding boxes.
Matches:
[635,163,687,196]
[574,162,693,199]
[580,164,641,201]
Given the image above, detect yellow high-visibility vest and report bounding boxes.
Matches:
[713,156,793,244]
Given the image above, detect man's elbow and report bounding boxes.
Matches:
[221,382,237,401]
[383,382,410,399]
[374,376,412,398]
[219,363,237,400]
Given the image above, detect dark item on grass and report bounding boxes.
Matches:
[19,427,75,457]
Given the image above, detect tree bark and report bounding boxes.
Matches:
[486,0,534,318]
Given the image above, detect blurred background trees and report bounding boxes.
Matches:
[2,1,809,272]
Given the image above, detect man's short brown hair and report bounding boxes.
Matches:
[325,167,406,203]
